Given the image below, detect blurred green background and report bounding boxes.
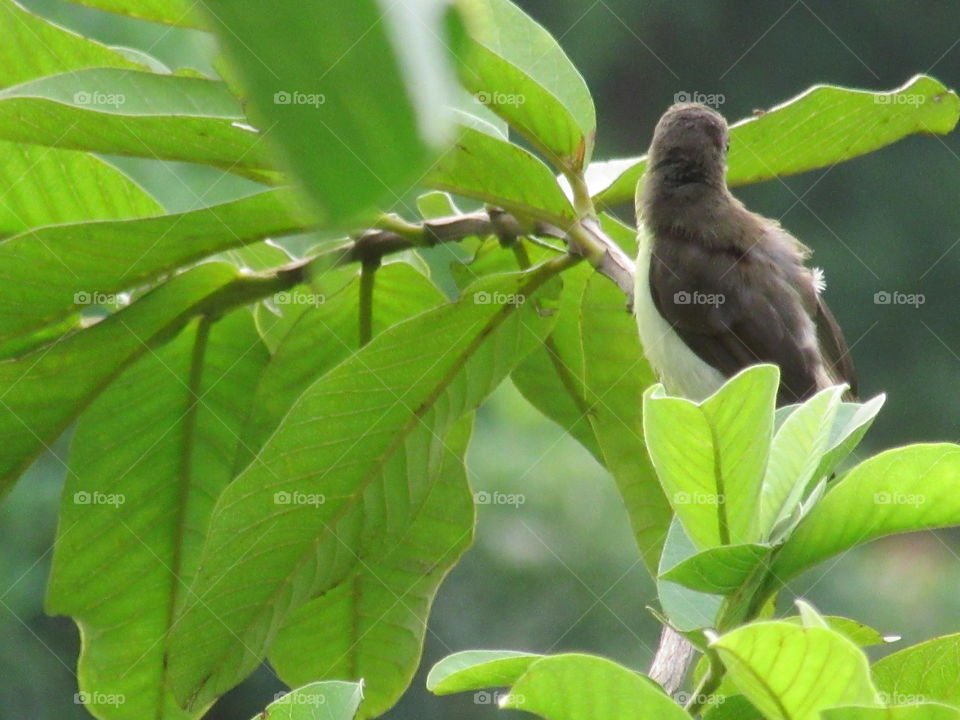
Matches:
[3,1,960,717]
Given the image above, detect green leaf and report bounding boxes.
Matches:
[458,0,595,169]
[271,414,475,719]
[593,75,960,208]
[427,650,542,694]
[0,188,308,347]
[63,0,203,28]
[657,517,723,632]
[200,0,457,224]
[815,395,886,480]
[703,695,765,720]
[429,124,576,226]
[759,386,844,540]
[167,268,563,710]
[771,444,960,582]
[252,681,364,720]
[0,141,162,237]
[512,214,669,574]
[643,365,779,549]
[46,310,269,720]
[500,654,691,720]
[713,621,879,720]
[823,706,960,720]
[873,634,960,709]
[0,0,141,86]
[0,69,273,182]
[0,262,240,493]
[660,543,771,595]
[781,616,889,648]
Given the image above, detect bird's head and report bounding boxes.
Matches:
[646,103,729,187]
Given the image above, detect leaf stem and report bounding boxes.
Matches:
[359,258,379,347]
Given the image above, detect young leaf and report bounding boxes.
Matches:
[46,310,269,720]
[713,621,880,720]
[457,0,596,170]
[63,0,203,28]
[252,681,364,720]
[873,634,960,709]
[500,654,691,720]
[823,706,960,720]
[758,385,844,540]
[644,365,779,549]
[593,75,960,208]
[660,543,771,596]
[780,616,889,648]
[815,395,886,480]
[167,269,563,710]
[771,444,960,582]
[427,650,543,695]
[199,0,457,223]
[657,517,723,632]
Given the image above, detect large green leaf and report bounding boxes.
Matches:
[429,124,576,226]
[200,0,457,224]
[873,634,960,709]
[458,0,595,169]
[0,188,308,347]
[47,310,269,720]
[713,621,879,720]
[167,269,563,710]
[0,69,272,181]
[771,444,960,582]
[643,365,778,549]
[0,141,162,237]
[824,706,960,720]
[63,0,203,28]
[252,681,364,720]
[592,75,960,208]
[501,654,691,720]
[0,0,141,88]
[0,262,240,492]
[270,415,475,718]
[512,214,669,574]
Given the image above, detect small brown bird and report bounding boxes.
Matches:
[634,103,856,406]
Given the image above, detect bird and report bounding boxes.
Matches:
[634,102,857,406]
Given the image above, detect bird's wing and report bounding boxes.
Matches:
[815,295,858,398]
[649,232,830,404]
